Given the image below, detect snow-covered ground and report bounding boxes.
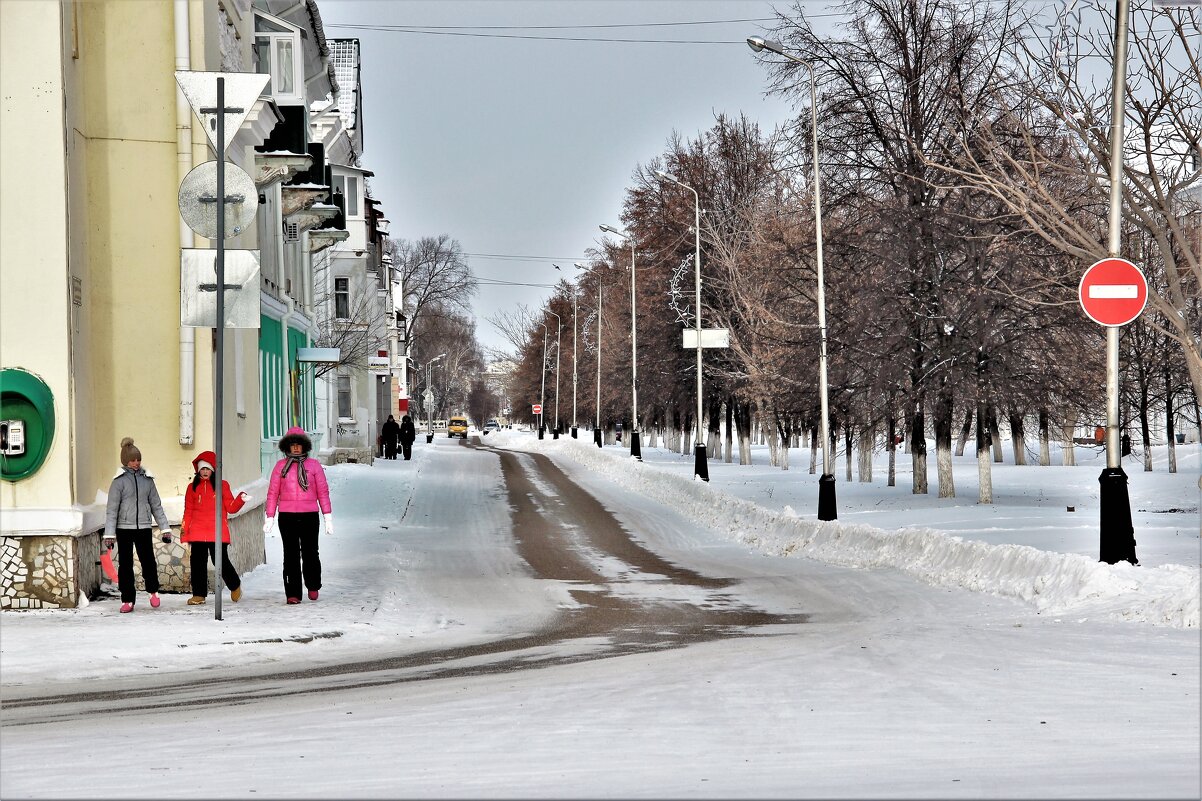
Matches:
[1,430,1197,799]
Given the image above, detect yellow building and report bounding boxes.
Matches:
[1,0,272,607]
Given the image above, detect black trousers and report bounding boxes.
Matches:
[401,440,413,460]
[116,528,160,602]
[189,541,241,597]
[384,439,398,459]
[278,511,321,598]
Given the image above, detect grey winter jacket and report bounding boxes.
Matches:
[104,466,171,537]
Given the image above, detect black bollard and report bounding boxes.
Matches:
[630,431,641,461]
[571,427,578,439]
[1099,467,1138,565]
[538,425,544,440]
[593,428,602,448]
[694,443,709,481]
[818,473,837,521]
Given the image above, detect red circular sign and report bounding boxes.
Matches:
[532,404,543,415]
[1078,258,1147,326]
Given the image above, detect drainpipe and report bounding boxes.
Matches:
[174,0,195,445]
[280,227,295,433]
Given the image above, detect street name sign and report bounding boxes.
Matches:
[1079,257,1148,327]
[682,328,731,349]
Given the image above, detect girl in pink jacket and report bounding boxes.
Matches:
[265,427,332,605]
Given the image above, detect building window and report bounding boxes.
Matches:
[337,374,352,419]
[253,13,303,105]
[335,277,350,320]
[331,174,361,218]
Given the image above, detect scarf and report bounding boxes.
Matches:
[280,454,310,491]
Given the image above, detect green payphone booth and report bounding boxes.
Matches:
[0,368,55,482]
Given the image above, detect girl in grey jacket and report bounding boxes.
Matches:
[104,438,172,612]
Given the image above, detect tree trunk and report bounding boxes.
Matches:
[1009,412,1026,466]
[988,407,1003,463]
[1038,408,1051,466]
[911,401,928,495]
[955,408,973,456]
[845,423,853,482]
[724,400,733,464]
[809,426,818,475]
[1061,408,1077,466]
[858,427,873,482]
[977,400,993,504]
[935,388,955,498]
[766,419,779,468]
[886,411,897,488]
[1165,369,1177,474]
[1139,389,1153,472]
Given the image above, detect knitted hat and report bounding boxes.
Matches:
[120,437,141,466]
[192,450,217,473]
[278,426,313,455]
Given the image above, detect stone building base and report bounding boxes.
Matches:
[1,506,267,610]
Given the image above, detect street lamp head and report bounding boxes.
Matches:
[746,36,786,56]
[574,262,585,269]
[599,223,627,237]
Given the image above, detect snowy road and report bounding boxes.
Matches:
[1,435,1197,798]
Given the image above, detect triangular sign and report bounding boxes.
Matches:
[174,71,271,156]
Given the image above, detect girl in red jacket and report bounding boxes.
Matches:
[182,451,248,605]
[264,427,332,605]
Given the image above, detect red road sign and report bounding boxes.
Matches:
[1079,257,1148,327]
[532,403,543,415]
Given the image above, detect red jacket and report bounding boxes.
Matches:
[182,478,245,544]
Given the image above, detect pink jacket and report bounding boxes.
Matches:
[265,456,332,516]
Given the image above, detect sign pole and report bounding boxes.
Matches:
[1099,0,1137,566]
[213,76,227,619]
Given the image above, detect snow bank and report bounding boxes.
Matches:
[500,433,1199,629]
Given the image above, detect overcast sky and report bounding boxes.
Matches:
[320,0,830,355]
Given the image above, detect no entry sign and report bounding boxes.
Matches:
[532,403,543,415]
[1079,257,1148,327]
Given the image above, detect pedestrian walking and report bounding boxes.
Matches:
[399,414,416,461]
[264,427,332,605]
[381,414,401,460]
[181,450,247,606]
[104,437,172,613]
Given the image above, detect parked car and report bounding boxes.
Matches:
[484,419,501,434]
[448,416,469,438]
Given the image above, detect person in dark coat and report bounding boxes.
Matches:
[381,414,401,460]
[399,414,417,460]
[104,437,173,613]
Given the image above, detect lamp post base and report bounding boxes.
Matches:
[1099,467,1138,565]
[426,434,433,444]
[553,426,559,440]
[594,428,602,448]
[818,473,837,521]
[694,443,709,481]
[571,427,578,439]
[630,431,642,461]
[538,425,545,440]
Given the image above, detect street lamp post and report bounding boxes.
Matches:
[547,310,562,439]
[599,224,641,461]
[652,171,707,481]
[424,353,445,443]
[594,274,603,448]
[558,264,586,439]
[746,35,836,519]
[539,323,548,439]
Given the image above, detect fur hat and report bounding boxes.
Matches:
[120,437,141,466]
[278,426,312,455]
[192,450,217,473]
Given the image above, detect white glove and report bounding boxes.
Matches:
[324,514,334,536]
[263,517,275,535]
[160,528,173,543]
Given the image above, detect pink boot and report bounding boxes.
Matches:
[286,597,301,605]
[308,590,319,601]
[149,593,161,608]
[120,602,134,613]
